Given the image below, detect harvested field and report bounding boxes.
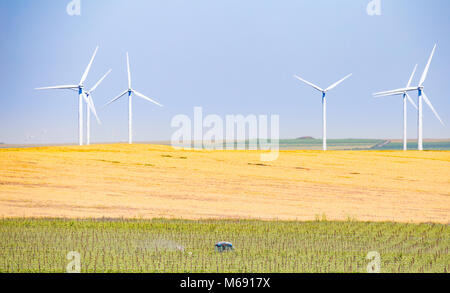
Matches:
[0,144,449,223]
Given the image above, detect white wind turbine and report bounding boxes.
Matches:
[104,53,163,144]
[372,44,444,150]
[294,73,352,151]
[36,46,101,146]
[83,69,112,145]
[373,65,418,151]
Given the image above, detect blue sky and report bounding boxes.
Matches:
[0,0,449,144]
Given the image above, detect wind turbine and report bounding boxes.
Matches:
[36,46,101,146]
[104,53,163,144]
[373,65,418,151]
[83,69,112,145]
[294,73,352,151]
[372,44,444,150]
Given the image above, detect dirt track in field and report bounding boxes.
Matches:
[0,144,449,223]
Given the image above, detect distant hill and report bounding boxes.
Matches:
[296,136,315,140]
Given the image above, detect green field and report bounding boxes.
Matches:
[277,139,384,150]
[278,139,450,150]
[377,141,450,151]
[187,139,450,150]
[1,219,448,273]
[184,139,385,150]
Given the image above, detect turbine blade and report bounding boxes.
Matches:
[80,46,99,85]
[82,92,89,104]
[133,90,163,107]
[422,92,444,126]
[87,94,101,125]
[406,64,418,88]
[325,73,352,92]
[373,92,403,98]
[127,52,131,89]
[35,85,79,90]
[405,93,418,110]
[373,87,416,96]
[419,44,437,87]
[90,69,112,93]
[104,90,128,108]
[293,75,323,92]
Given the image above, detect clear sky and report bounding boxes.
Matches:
[0,0,449,144]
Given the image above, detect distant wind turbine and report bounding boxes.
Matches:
[104,53,163,144]
[294,73,352,151]
[373,65,418,151]
[373,44,444,151]
[36,46,101,146]
[83,69,112,145]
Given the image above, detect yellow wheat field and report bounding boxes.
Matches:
[0,144,449,223]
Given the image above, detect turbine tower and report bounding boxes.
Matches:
[83,69,112,145]
[36,46,101,146]
[105,53,163,144]
[372,44,444,150]
[373,65,418,151]
[294,73,352,151]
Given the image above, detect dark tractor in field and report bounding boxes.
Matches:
[215,241,234,252]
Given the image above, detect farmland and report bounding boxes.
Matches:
[278,138,385,150]
[0,218,448,273]
[0,144,449,223]
[164,139,450,150]
[2,139,450,150]
[0,144,449,273]
[185,139,387,150]
[377,140,450,151]
[275,139,450,150]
